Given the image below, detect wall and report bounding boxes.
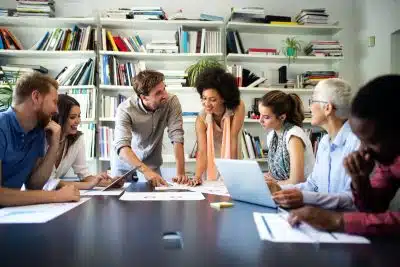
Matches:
[354,0,400,85]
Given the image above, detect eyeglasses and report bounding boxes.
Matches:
[308,98,328,106]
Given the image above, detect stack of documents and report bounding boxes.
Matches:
[156,181,230,197]
[253,212,370,244]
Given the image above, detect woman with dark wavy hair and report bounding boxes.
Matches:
[43,94,120,190]
[189,67,245,185]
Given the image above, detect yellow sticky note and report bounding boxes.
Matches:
[210,202,234,209]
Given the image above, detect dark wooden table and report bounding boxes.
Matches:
[0,182,399,267]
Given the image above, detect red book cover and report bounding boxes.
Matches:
[113,36,129,52]
[248,48,277,53]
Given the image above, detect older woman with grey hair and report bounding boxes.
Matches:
[268,78,360,210]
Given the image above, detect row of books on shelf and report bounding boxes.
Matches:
[241,130,266,159]
[32,26,96,51]
[0,29,23,50]
[176,27,222,54]
[101,94,127,118]
[0,64,48,87]
[56,58,95,86]
[100,55,146,86]
[63,89,95,120]
[102,29,146,52]
[80,123,97,159]
[99,126,114,159]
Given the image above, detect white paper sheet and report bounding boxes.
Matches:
[156,181,230,197]
[0,198,90,224]
[253,212,370,244]
[119,191,205,201]
[80,182,131,196]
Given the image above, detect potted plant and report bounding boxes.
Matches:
[186,58,223,87]
[282,37,302,64]
[0,69,16,112]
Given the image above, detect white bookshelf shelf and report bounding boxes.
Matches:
[0,17,97,27]
[239,87,314,94]
[80,118,96,123]
[99,155,268,163]
[227,54,343,63]
[99,51,224,61]
[99,116,312,124]
[99,85,314,94]
[226,22,342,35]
[100,18,224,30]
[0,50,96,59]
[59,85,96,91]
[99,85,197,93]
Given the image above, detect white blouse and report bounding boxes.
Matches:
[49,135,92,181]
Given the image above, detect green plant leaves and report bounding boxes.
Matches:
[185,58,223,87]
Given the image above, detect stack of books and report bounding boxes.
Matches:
[0,29,23,50]
[302,71,338,88]
[0,64,48,87]
[16,0,55,17]
[55,59,95,86]
[130,7,167,20]
[31,26,96,51]
[229,7,265,23]
[64,89,95,120]
[295,8,329,25]
[176,27,221,54]
[102,29,145,52]
[226,31,244,54]
[158,70,187,87]
[247,48,278,56]
[241,130,266,160]
[146,40,177,54]
[100,55,146,86]
[80,123,96,159]
[199,13,224,21]
[0,8,15,17]
[101,94,127,118]
[304,40,343,57]
[227,64,243,87]
[99,126,114,159]
[102,8,131,19]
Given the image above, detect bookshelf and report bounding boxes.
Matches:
[0,50,96,59]
[99,51,224,61]
[0,14,341,173]
[226,54,343,63]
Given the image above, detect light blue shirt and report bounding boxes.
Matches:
[283,121,360,210]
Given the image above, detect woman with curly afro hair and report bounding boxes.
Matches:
[189,67,245,185]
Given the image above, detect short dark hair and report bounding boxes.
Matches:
[195,67,240,110]
[132,70,164,96]
[52,94,82,155]
[260,90,304,127]
[13,72,58,105]
[351,74,400,131]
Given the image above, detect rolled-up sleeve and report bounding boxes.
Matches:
[166,95,184,144]
[114,105,133,154]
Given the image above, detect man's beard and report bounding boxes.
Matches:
[37,109,51,128]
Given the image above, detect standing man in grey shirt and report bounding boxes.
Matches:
[111,70,188,186]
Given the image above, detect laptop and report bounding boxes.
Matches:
[214,159,277,208]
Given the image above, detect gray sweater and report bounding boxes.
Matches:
[111,94,184,176]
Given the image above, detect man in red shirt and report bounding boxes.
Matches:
[288,74,400,236]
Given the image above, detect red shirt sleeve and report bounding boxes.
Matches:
[344,160,400,236]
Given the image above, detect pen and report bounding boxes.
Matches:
[262,215,275,240]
